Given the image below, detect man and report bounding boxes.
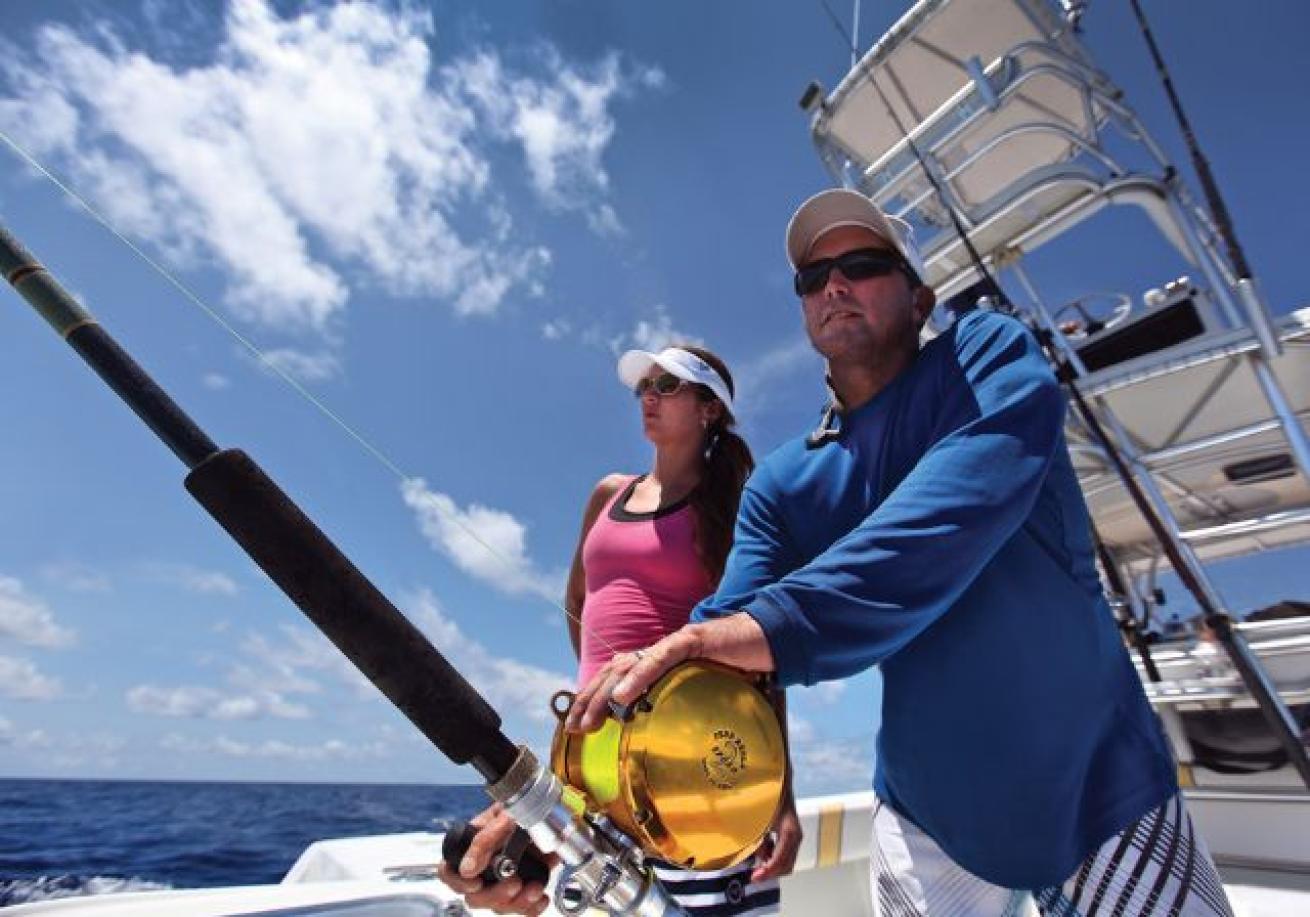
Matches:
[568,189,1233,915]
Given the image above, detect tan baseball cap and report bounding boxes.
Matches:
[785,188,922,277]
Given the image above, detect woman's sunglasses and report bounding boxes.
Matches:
[793,247,919,296]
[633,372,688,399]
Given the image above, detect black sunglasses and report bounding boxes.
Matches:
[793,248,919,296]
[633,372,688,399]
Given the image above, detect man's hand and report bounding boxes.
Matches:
[564,613,775,733]
[434,803,557,916]
[751,791,802,882]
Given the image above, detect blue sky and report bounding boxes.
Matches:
[1,0,1308,792]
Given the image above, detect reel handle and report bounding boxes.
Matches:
[441,820,552,887]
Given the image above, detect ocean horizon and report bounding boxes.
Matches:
[0,777,488,906]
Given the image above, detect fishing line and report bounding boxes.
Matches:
[0,126,620,658]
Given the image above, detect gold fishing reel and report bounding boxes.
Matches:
[549,660,785,871]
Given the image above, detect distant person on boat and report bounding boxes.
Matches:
[568,189,1234,916]
[437,344,800,915]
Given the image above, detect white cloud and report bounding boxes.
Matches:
[785,679,871,794]
[257,348,342,385]
[542,318,572,341]
[127,683,308,720]
[0,576,76,647]
[42,730,127,770]
[787,712,816,744]
[0,655,63,700]
[795,679,847,706]
[239,626,368,698]
[126,621,353,724]
[452,49,662,233]
[202,372,231,390]
[142,563,239,596]
[0,716,54,749]
[406,588,571,723]
[39,562,112,594]
[609,304,703,355]
[790,733,875,795]
[233,595,571,728]
[401,478,566,601]
[731,335,822,420]
[161,732,388,762]
[0,1,655,339]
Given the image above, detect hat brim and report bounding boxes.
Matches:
[616,348,735,414]
[617,350,668,388]
[785,188,915,272]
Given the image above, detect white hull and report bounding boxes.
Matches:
[8,792,1309,915]
[1187,787,1310,876]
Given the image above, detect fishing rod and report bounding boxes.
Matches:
[1093,533,1162,683]
[1128,0,1253,288]
[814,0,1310,786]
[0,221,688,916]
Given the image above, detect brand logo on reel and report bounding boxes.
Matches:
[702,728,748,789]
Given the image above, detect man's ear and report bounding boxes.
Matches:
[912,286,937,328]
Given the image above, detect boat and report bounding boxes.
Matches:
[6,0,1310,914]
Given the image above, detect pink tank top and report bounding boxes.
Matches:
[577,476,714,686]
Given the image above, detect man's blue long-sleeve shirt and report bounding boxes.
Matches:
[692,310,1175,889]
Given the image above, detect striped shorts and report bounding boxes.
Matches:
[871,793,1233,916]
[652,858,780,916]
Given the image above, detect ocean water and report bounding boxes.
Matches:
[0,778,487,906]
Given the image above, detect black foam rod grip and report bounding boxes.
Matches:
[442,821,551,886]
[184,448,517,780]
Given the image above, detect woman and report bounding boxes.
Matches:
[441,344,800,917]
[570,344,754,687]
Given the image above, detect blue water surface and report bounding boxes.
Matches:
[0,778,487,905]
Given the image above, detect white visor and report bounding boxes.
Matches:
[617,347,735,415]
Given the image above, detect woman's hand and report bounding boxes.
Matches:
[751,791,802,882]
[434,803,557,916]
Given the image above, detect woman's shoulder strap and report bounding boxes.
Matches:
[583,473,635,524]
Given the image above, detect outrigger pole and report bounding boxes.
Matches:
[0,221,683,916]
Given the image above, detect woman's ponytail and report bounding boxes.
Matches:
[678,345,755,585]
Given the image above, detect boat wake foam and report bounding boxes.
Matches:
[0,875,172,905]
